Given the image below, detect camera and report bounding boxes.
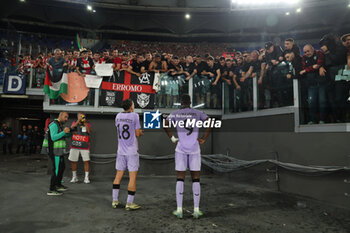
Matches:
[80,115,86,123]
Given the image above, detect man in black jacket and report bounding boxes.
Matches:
[319,34,348,122]
[284,38,301,57]
[265,41,290,107]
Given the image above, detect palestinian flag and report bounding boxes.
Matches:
[43,66,68,99]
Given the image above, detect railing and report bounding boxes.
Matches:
[43,72,223,115]
[222,76,295,119]
[0,66,45,96]
[222,64,350,132]
[2,64,350,132]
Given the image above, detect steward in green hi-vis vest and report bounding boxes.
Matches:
[41,119,71,156]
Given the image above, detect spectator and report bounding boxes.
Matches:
[43,52,52,64]
[0,123,13,154]
[16,125,27,154]
[202,56,221,109]
[88,50,93,59]
[180,55,195,96]
[141,52,152,73]
[300,44,326,124]
[47,48,67,80]
[149,54,168,107]
[233,57,249,112]
[112,49,122,71]
[127,54,143,77]
[319,34,348,122]
[285,50,305,120]
[76,49,94,76]
[92,51,101,65]
[120,52,130,71]
[32,125,43,154]
[192,55,208,106]
[265,41,290,107]
[33,54,45,88]
[283,38,301,57]
[222,58,235,111]
[166,56,183,107]
[26,124,34,155]
[341,33,350,68]
[257,49,270,109]
[101,50,112,63]
[66,50,76,73]
[73,50,80,60]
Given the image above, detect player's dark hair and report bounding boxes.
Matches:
[122,99,133,111]
[181,94,191,107]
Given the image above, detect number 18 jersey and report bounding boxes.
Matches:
[115,112,141,155]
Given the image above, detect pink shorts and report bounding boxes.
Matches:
[175,152,201,171]
[116,154,139,172]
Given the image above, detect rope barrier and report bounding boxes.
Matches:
[89,153,350,175]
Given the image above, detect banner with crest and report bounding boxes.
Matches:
[100,71,155,109]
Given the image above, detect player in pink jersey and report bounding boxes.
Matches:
[112,99,143,210]
[164,94,211,219]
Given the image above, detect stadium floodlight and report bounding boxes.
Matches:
[296,7,302,13]
[185,13,191,19]
[232,0,300,5]
[19,0,25,2]
[87,5,93,11]
[285,12,290,16]
[93,9,96,13]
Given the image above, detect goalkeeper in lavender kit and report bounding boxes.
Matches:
[164,94,211,219]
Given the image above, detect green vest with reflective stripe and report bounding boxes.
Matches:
[41,120,67,156]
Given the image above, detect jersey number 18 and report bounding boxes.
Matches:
[117,124,130,140]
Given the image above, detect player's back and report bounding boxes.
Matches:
[168,108,208,154]
[115,112,140,155]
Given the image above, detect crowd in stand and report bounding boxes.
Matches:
[1,33,350,124]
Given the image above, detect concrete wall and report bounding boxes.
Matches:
[51,112,350,208]
[213,114,350,208]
